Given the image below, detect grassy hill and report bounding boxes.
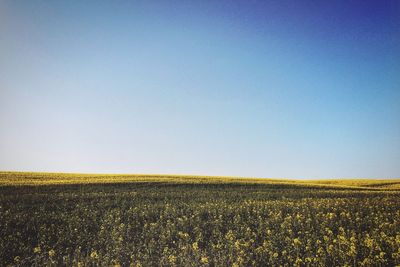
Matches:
[1,171,399,189]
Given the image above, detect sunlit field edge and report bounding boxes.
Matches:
[1,171,399,189]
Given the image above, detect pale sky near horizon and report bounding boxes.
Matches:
[1,0,399,179]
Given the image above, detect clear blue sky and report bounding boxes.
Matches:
[1,0,399,178]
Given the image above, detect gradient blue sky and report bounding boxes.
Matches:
[1,0,399,178]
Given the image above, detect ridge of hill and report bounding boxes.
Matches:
[1,171,399,190]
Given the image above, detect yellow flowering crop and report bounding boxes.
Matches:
[0,172,399,266]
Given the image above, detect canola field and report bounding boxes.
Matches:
[1,172,400,266]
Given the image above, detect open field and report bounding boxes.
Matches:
[1,172,400,266]
[1,172,400,190]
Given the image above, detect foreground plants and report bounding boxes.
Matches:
[0,176,399,266]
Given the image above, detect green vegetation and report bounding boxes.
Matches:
[1,172,399,266]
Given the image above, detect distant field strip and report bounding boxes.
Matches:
[1,172,399,190]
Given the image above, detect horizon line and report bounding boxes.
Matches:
[1,170,399,181]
